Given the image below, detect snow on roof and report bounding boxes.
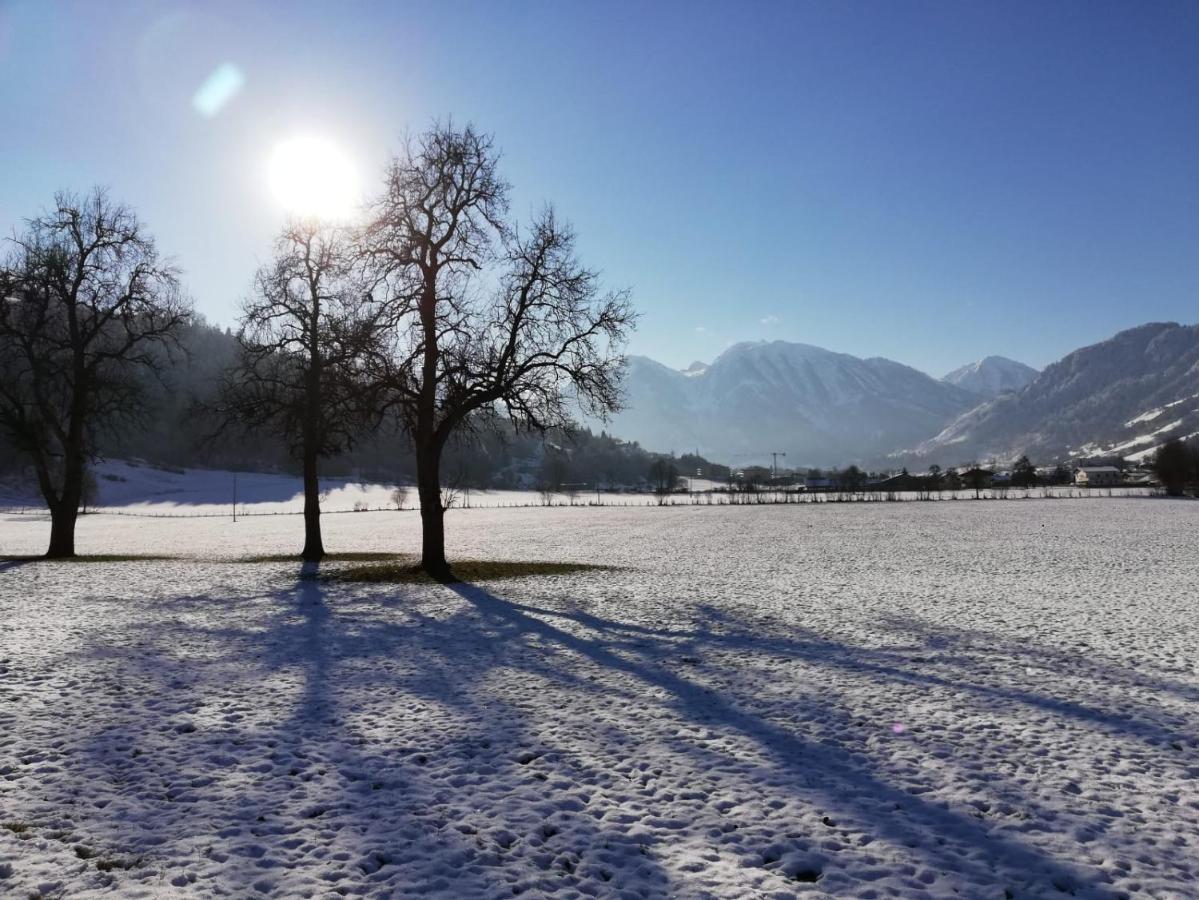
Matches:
[1077,466,1121,473]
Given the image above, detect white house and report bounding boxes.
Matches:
[1074,466,1122,487]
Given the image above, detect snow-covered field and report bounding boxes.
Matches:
[1,499,1197,898]
[0,459,554,516]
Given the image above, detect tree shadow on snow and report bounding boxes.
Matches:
[38,566,1198,897]
[493,594,1195,755]
[679,603,1196,755]
[50,567,672,897]
[438,581,1187,898]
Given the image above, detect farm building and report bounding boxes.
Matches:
[1074,466,1122,487]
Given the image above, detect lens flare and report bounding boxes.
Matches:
[193,62,244,118]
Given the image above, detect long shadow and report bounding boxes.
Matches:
[25,559,1191,896]
[874,613,1199,707]
[448,580,1130,898]
[45,565,671,897]
[489,594,1193,754]
[690,604,1195,755]
[221,569,673,894]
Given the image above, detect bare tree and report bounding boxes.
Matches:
[219,219,386,561]
[364,123,634,579]
[0,189,190,557]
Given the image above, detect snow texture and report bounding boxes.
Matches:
[1,500,1197,898]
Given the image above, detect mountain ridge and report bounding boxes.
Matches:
[602,340,979,465]
[942,356,1038,397]
[602,325,1199,468]
[910,322,1199,463]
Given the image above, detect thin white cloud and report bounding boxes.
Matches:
[760,314,780,326]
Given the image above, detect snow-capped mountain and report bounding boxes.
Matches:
[911,323,1199,463]
[602,341,979,465]
[942,356,1038,397]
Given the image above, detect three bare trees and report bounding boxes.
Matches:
[2,126,633,572]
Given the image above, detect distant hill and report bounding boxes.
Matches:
[942,356,1038,397]
[601,341,979,466]
[912,323,1199,463]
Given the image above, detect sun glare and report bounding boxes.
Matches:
[267,135,359,220]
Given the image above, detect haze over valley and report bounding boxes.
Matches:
[603,322,1199,469]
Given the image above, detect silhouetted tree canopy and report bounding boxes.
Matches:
[1012,455,1037,488]
[1153,438,1195,497]
[218,219,389,560]
[362,122,635,577]
[0,189,191,556]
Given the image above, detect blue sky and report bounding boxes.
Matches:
[1,0,1196,377]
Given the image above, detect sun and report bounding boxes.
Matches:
[267,135,359,220]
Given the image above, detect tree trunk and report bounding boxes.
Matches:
[46,501,78,558]
[416,442,450,581]
[45,446,84,559]
[47,476,81,558]
[300,302,325,562]
[301,448,324,562]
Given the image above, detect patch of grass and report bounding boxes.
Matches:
[1,822,30,835]
[73,554,181,562]
[0,554,181,563]
[239,551,413,563]
[327,558,617,584]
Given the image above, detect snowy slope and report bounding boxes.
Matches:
[942,356,1038,397]
[1,501,1196,897]
[913,322,1199,463]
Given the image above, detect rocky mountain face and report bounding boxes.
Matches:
[603,341,979,466]
[911,323,1199,464]
[943,356,1038,397]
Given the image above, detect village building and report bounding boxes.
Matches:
[1074,466,1122,487]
